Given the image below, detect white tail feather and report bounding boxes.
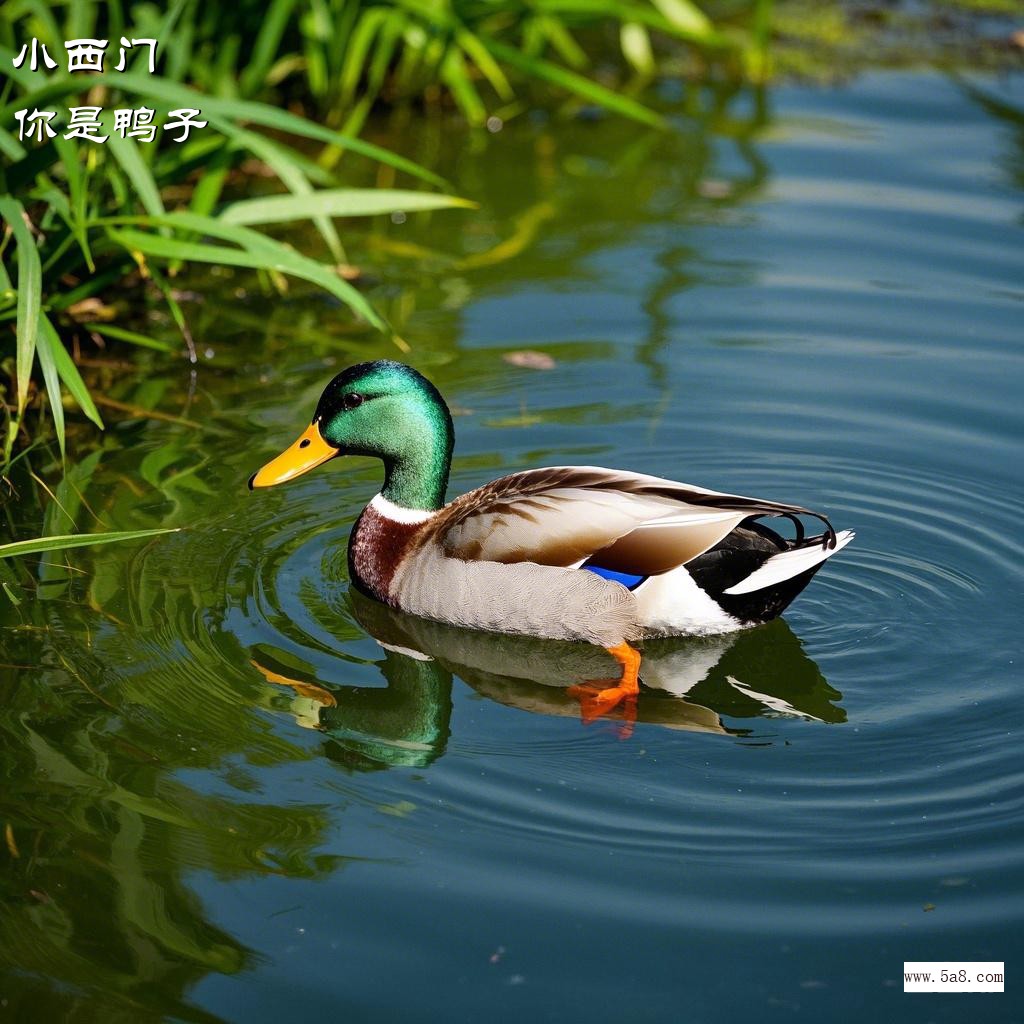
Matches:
[722,530,855,596]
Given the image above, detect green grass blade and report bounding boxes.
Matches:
[0,528,180,560]
[106,229,264,266]
[340,7,388,102]
[481,40,665,128]
[95,73,450,188]
[105,223,387,332]
[187,144,235,219]
[0,197,42,417]
[212,122,335,186]
[149,0,190,60]
[34,312,66,457]
[84,322,174,352]
[239,0,299,96]
[441,46,487,125]
[0,125,27,162]
[18,0,62,47]
[748,0,772,81]
[106,132,166,218]
[456,28,515,101]
[536,15,589,69]
[32,185,74,233]
[48,328,104,428]
[212,122,345,262]
[533,1,731,47]
[53,136,94,271]
[621,22,655,76]
[0,58,449,188]
[146,264,196,363]
[219,189,475,226]
[0,78,78,124]
[650,0,713,36]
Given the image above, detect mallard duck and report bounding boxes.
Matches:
[250,360,853,718]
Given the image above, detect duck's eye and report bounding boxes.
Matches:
[342,393,364,411]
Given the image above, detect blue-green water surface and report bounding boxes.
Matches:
[1,71,1022,1022]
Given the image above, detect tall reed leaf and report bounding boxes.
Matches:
[481,41,666,128]
[47,317,104,429]
[650,0,713,35]
[213,124,345,262]
[219,189,475,226]
[0,528,180,559]
[104,222,387,333]
[96,74,449,189]
[0,197,41,417]
[106,133,166,218]
[84,323,174,353]
[33,311,66,456]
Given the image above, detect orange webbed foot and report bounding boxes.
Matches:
[566,642,641,736]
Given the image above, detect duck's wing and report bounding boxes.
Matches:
[436,466,835,574]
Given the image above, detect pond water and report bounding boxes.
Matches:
[2,70,1022,1021]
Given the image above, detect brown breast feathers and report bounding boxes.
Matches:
[347,504,429,604]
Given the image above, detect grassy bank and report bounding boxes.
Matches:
[1,0,1020,485]
[1,0,772,475]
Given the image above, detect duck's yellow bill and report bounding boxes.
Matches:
[248,421,338,489]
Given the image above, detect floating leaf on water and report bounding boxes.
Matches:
[697,179,734,199]
[503,350,556,370]
[484,412,545,428]
[377,800,416,818]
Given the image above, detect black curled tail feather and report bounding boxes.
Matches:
[685,521,834,624]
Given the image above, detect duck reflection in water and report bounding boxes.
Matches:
[250,590,844,767]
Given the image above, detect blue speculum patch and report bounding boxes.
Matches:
[583,564,647,590]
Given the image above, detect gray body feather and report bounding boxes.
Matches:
[389,545,639,647]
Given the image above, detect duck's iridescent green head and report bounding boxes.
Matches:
[249,360,454,510]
